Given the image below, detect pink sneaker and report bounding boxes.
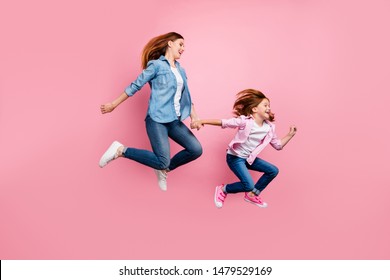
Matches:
[214,185,227,208]
[244,193,268,208]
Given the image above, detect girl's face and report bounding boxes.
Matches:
[168,38,185,60]
[252,98,271,120]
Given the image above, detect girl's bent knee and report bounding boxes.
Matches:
[270,167,279,177]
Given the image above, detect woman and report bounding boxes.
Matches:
[99,32,203,191]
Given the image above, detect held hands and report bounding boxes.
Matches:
[100,103,115,114]
[190,120,203,130]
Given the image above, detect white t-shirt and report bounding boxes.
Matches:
[171,67,184,116]
[227,121,271,158]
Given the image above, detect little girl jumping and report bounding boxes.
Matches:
[192,89,297,208]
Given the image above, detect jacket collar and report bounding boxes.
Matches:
[159,55,180,67]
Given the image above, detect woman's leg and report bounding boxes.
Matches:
[166,120,203,171]
[122,116,171,170]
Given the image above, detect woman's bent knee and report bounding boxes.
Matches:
[156,157,170,170]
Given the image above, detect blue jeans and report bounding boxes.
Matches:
[225,154,279,195]
[123,116,202,171]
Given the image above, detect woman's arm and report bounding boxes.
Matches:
[101,62,157,114]
[190,104,203,130]
[100,92,129,114]
[190,104,200,121]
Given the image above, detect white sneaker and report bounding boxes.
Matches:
[99,141,123,168]
[154,169,168,191]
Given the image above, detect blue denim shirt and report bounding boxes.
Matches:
[124,55,192,123]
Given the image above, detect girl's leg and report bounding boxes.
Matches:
[248,157,279,195]
[166,120,203,171]
[122,116,171,170]
[225,154,255,193]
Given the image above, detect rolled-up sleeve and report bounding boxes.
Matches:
[124,61,157,96]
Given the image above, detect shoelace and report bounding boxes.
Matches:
[246,194,260,202]
[253,196,264,204]
[218,189,227,201]
[156,170,167,179]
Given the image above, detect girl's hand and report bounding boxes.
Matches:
[191,120,203,130]
[100,103,115,114]
[289,125,297,136]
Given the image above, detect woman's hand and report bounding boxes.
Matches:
[191,120,203,130]
[100,93,129,114]
[100,103,115,114]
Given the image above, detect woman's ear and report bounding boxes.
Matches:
[167,40,173,48]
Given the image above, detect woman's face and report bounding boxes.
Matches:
[169,38,185,59]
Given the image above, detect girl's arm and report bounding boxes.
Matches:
[192,119,222,127]
[100,92,129,114]
[280,126,297,148]
[192,116,246,130]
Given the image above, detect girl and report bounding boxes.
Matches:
[192,89,296,208]
[99,32,203,191]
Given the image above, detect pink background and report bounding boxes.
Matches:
[1,0,390,259]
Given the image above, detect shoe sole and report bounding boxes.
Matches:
[244,197,268,208]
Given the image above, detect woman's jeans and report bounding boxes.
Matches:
[123,116,202,171]
[225,154,279,195]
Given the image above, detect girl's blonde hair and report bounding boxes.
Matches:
[233,89,275,121]
[141,32,184,69]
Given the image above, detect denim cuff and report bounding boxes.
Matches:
[122,147,128,155]
[252,188,261,196]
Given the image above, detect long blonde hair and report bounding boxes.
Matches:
[141,32,184,69]
[233,89,275,121]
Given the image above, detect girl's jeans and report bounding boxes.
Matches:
[123,116,202,171]
[225,154,279,195]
